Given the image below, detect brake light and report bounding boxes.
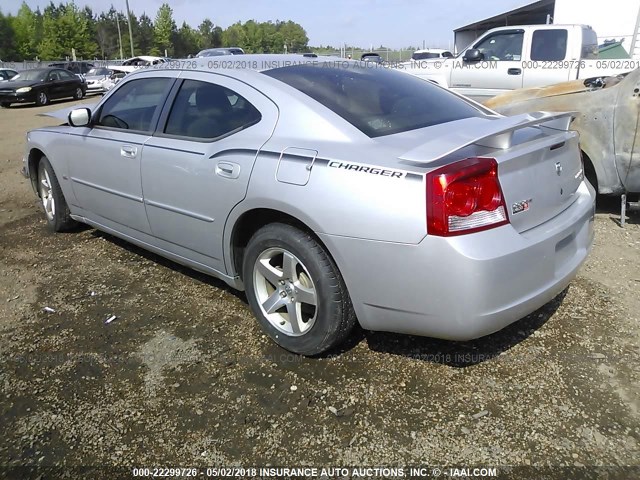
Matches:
[426,157,509,236]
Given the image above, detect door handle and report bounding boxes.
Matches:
[216,161,240,179]
[508,68,522,75]
[120,145,137,158]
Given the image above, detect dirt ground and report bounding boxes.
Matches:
[0,97,639,478]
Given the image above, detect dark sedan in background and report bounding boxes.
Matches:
[0,68,86,107]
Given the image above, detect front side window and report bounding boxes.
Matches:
[264,64,483,138]
[163,79,262,140]
[475,30,524,61]
[96,77,171,132]
[531,29,568,61]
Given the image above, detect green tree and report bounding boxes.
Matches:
[39,3,98,59]
[198,19,222,49]
[221,22,246,49]
[278,20,308,53]
[12,2,42,60]
[173,22,200,57]
[137,13,155,55]
[96,6,120,59]
[153,3,176,57]
[0,10,18,61]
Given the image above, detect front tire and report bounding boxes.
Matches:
[243,223,356,356]
[37,156,77,232]
[35,90,49,106]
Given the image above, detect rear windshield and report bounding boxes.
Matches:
[263,64,482,137]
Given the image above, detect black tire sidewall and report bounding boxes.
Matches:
[38,156,72,232]
[36,90,49,106]
[243,224,347,355]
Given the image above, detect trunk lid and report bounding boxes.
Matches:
[495,128,583,233]
[387,111,584,233]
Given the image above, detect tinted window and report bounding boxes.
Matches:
[264,64,482,137]
[412,52,441,60]
[164,79,262,139]
[97,77,171,132]
[531,29,568,61]
[475,30,524,61]
[58,70,76,80]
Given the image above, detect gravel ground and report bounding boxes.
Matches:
[0,98,639,479]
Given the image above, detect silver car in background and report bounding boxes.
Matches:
[22,55,595,355]
[84,67,118,94]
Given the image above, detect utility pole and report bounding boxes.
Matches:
[116,15,124,60]
[125,0,135,57]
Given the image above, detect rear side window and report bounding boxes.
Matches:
[531,29,568,61]
[264,64,482,137]
[59,70,76,80]
[163,79,262,140]
[97,77,172,132]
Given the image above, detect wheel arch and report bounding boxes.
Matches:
[227,207,338,283]
[27,147,47,195]
[581,150,598,193]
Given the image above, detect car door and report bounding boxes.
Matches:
[140,73,278,272]
[451,29,525,101]
[46,70,66,99]
[67,72,177,235]
[57,69,79,97]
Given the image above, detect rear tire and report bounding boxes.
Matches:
[1,102,10,108]
[243,223,356,356]
[73,86,84,100]
[35,90,49,106]
[37,156,77,232]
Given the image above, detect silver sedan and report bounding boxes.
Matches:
[22,55,595,355]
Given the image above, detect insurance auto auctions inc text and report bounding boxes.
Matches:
[255,466,498,477]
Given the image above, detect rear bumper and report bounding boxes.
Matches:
[319,180,596,341]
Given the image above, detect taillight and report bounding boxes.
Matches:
[426,157,509,236]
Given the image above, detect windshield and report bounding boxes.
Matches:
[87,67,111,76]
[264,64,483,138]
[11,70,46,82]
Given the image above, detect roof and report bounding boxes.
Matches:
[455,0,555,33]
[145,54,348,74]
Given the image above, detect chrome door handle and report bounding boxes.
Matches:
[216,161,240,179]
[121,145,137,158]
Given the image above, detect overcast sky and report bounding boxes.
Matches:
[2,0,527,49]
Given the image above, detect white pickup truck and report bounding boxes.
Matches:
[401,24,638,101]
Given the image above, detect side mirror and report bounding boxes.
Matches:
[463,48,483,62]
[68,108,91,127]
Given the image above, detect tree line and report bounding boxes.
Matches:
[0,1,310,61]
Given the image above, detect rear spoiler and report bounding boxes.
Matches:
[401,111,576,164]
